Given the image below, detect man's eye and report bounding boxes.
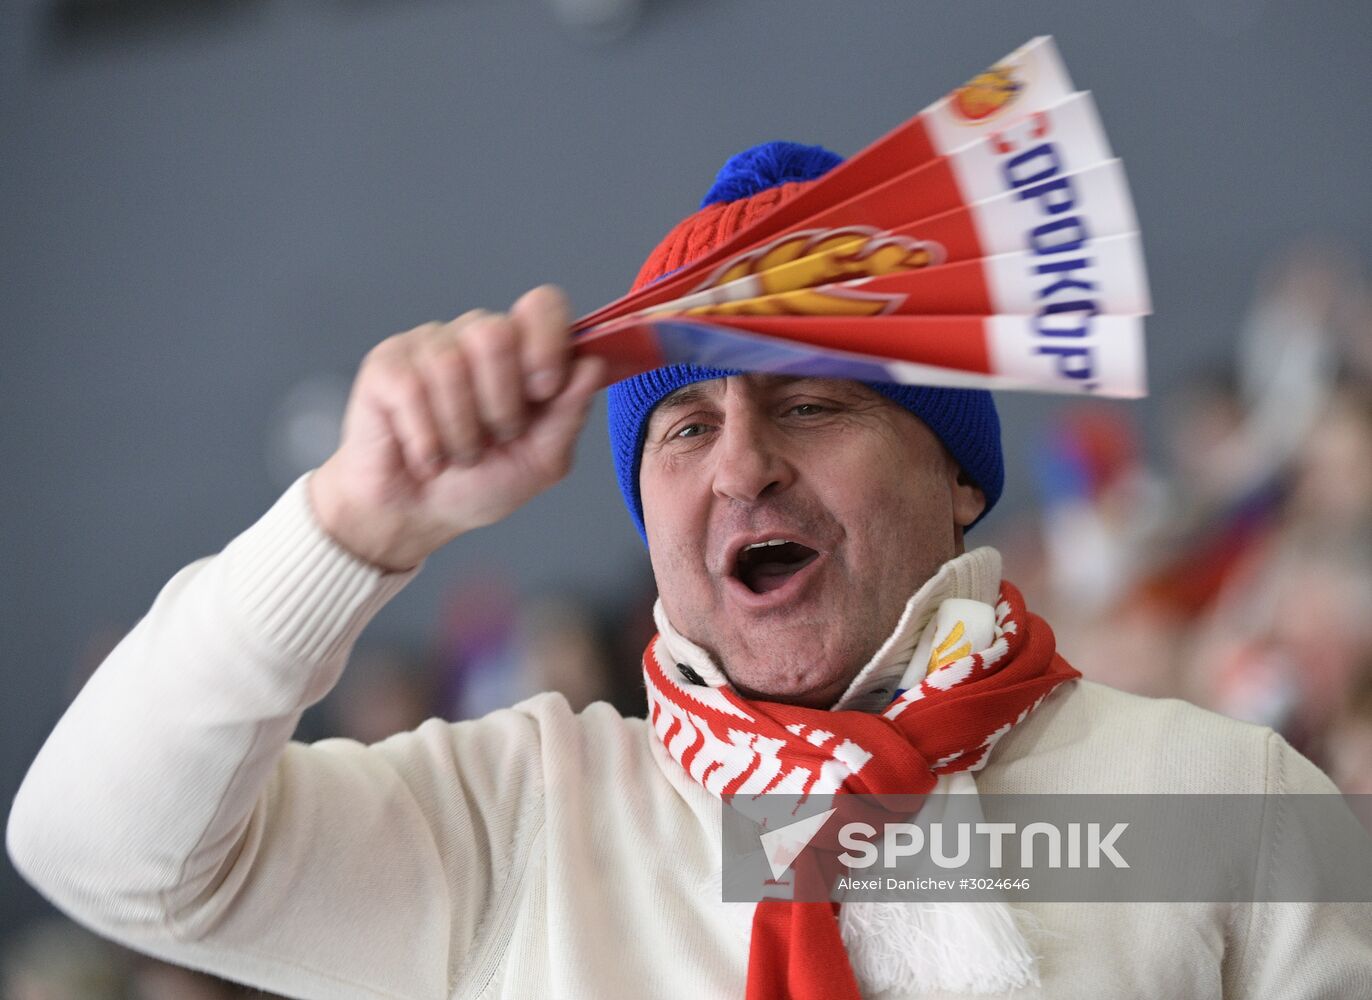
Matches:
[674,423,708,439]
[789,403,826,417]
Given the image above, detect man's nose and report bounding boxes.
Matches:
[710,413,794,504]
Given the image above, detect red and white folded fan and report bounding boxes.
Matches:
[572,37,1149,398]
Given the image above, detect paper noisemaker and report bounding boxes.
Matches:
[573,37,1149,399]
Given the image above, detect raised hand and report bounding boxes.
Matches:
[309,285,605,571]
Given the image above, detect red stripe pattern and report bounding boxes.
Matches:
[644,580,1079,999]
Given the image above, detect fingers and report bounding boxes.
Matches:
[415,331,481,466]
[454,286,574,451]
[463,311,529,445]
[367,337,446,482]
[511,285,572,402]
[353,287,580,479]
[523,354,607,478]
[551,353,607,418]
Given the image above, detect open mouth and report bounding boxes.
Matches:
[732,539,821,594]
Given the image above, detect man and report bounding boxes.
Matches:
[8,144,1370,999]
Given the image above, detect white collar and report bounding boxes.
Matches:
[651,546,1003,711]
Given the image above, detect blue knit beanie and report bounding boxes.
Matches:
[607,141,1003,543]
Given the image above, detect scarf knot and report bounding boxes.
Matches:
[644,579,1079,998]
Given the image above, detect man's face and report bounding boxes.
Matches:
[639,374,985,709]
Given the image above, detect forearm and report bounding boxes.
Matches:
[6,475,414,929]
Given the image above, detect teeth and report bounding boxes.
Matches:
[743,539,791,552]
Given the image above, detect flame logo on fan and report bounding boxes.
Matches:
[680,227,944,318]
[950,65,1023,122]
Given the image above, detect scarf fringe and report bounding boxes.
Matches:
[839,900,1041,995]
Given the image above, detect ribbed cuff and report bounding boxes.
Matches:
[221,474,418,666]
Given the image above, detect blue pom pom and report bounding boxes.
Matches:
[700,141,843,209]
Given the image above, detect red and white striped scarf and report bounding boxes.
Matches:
[644,579,1078,999]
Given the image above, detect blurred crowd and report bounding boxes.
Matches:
[8,239,1372,997]
[988,240,1372,793]
[4,920,263,1000]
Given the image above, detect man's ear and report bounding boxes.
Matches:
[952,466,987,529]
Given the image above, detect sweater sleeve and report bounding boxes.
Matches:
[1224,731,1372,998]
[6,476,547,1000]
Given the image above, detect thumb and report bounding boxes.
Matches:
[523,354,606,468]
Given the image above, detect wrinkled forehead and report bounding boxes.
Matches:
[648,373,877,424]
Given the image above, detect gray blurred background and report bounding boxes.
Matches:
[4,0,1372,986]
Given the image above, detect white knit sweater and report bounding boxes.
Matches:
[8,477,1371,999]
